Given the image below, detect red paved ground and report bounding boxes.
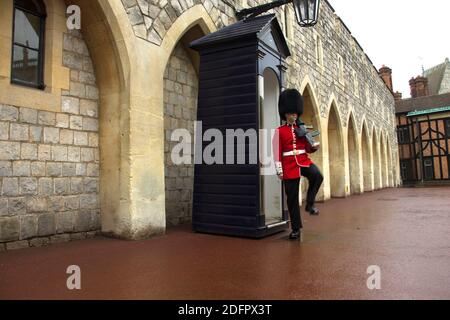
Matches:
[1,187,450,300]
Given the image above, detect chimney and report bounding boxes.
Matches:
[410,75,429,98]
[409,77,417,98]
[379,65,393,92]
[394,91,402,101]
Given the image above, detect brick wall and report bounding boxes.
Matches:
[0,30,100,250]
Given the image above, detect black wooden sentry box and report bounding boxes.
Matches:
[189,14,291,238]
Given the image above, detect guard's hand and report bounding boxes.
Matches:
[277,174,283,180]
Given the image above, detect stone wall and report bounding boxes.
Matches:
[121,0,237,45]
[0,30,100,250]
[163,42,198,226]
[121,0,397,140]
[121,0,400,206]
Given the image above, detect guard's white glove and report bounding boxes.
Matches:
[275,162,283,179]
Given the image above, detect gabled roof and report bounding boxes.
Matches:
[395,92,450,114]
[189,14,290,58]
[424,58,450,95]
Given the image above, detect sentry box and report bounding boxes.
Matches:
[189,14,291,238]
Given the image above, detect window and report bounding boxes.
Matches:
[11,0,46,89]
[314,32,323,68]
[400,160,412,181]
[397,126,410,144]
[365,86,371,107]
[448,155,450,178]
[338,55,344,85]
[334,15,341,35]
[352,69,359,97]
[423,158,434,180]
[445,119,450,138]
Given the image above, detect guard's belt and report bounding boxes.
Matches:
[283,150,306,157]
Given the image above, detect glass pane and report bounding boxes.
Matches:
[308,0,316,20]
[14,9,41,49]
[293,5,301,24]
[12,45,39,85]
[300,1,306,20]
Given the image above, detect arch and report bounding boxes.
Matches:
[380,132,387,188]
[63,0,132,237]
[106,4,217,239]
[372,128,382,190]
[300,80,324,201]
[347,111,361,194]
[160,5,217,73]
[163,35,203,227]
[327,101,346,198]
[380,132,389,188]
[159,6,216,228]
[361,120,373,192]
[386,136,394,187]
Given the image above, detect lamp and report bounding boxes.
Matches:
[236,0,320,27]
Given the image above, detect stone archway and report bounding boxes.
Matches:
[327,103,345,198]
[387,137,394,187]
[157,7,216,232]
[163,25,205,227]
[63,0,132,238]
[300,83,324,201]
[372,129,382,190]
[380,133,388,188]
[347,112,361,194]
[361,121,373,192]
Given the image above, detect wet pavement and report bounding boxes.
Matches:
[1,187,450,300]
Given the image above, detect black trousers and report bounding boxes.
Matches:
[301,164,324,206]
[284,178,302,231]
[284,164,324,231]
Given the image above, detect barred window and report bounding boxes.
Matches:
[397,126,410,144]
[445,119,450,138]
[11,0,46,89]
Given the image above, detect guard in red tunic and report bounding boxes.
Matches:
[272,89,323,240]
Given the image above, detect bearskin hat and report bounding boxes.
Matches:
[278,89,304,120]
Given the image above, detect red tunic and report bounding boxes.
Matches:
[272,123,315,180]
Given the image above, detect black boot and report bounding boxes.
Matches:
[289,229,301,240]
[306,203,319,215]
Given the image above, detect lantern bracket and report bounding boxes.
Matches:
[236,0,292,21]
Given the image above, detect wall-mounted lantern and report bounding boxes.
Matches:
[236,0,321,28]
